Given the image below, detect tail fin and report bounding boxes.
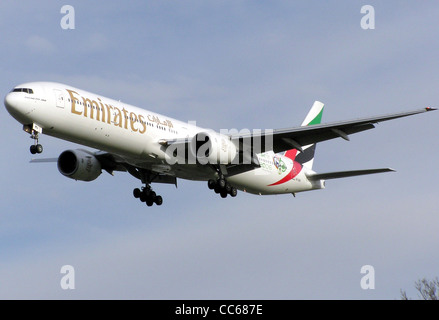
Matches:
[284,101,324,170]
[300,101,324,127]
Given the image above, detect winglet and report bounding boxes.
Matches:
[426,107,437,111]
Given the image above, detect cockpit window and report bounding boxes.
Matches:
[12,88,34,94]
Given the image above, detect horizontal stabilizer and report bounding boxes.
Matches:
[30,158,58,163]
[307,168,395,180]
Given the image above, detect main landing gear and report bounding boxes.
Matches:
[208,175,237,198]
[127,168,164,207]
[133,185,163,207]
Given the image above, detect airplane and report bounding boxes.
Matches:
[4,81,436,206]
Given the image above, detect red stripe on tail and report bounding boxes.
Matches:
[284,149,298,161]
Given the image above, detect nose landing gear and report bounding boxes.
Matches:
[24,124,43,154]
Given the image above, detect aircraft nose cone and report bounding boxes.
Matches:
[4,92,17,113]
[4,91,31,123]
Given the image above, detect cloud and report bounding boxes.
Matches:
[79,33,110,53]
[25,35,57,54]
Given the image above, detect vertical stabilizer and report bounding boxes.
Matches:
[284,101,324,170]
[301,101,324,126]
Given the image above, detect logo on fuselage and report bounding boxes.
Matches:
[66,89,147,134]
[273,154,287,175]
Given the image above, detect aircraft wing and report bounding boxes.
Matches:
[94,152,178,185]
[230,107,436,153]
[307,168,395,181]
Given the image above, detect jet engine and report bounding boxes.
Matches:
[57,149,102,182]
[190,131,237,164]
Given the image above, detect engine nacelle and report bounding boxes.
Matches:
[190,131,237,164]
[57,149,102,182]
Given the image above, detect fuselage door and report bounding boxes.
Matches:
[54,89,65,108]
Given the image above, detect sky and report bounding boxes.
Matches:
[0,1,438,300]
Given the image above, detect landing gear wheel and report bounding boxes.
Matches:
[155,196,163,206]
[133,188,141,198]
[30,144,43,154]
[208,179,216,190]
[217,178,226,188]
[36,144,43,154]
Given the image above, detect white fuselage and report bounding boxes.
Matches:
[4,82,323,195]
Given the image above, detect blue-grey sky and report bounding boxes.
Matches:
[0,1,438,299]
